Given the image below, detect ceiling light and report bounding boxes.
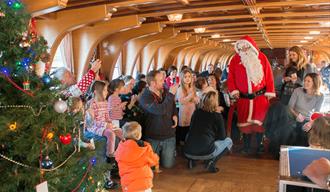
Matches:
[300,40,308,43]
[309,31,320,35]
[194,27,206,33]
[211,34,220,38]
[167,13,183,22]
[223,39,231,42]
[304,36,313,40]
[320,21,330,27]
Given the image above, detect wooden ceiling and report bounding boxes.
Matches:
[63,0,330,49]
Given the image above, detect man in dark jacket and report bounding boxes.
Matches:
[139,70,178,168]
[199,63,214,78]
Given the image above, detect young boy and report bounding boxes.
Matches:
[115,122,159,192]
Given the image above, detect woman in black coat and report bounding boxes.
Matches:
[184,91,232,173]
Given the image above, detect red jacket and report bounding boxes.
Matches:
[115,140,159,192]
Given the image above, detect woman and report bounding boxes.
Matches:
[264,73,324,157]
[165,65,179,88]
[289,73,324,146]
[289,73,324,122]
[184,91,232,173]
[284,46,317,85]
[176,69,199,144]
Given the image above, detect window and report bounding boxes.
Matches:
[50,33,73,73]
[112,51,122,79]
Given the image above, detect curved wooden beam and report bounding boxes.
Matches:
[141,33,190,74]
[163,38,203,71]
[101,23,163,79]
[123,28,178,75]
[36,4,110,63]
[72,15,140,80]
[199,49,224,71]
[157,35,200,69]
[23,0,68,17]
[176,41,205,69]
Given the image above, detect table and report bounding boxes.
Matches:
[278,146,329,192]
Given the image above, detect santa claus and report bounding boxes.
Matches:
[227,35,275,154]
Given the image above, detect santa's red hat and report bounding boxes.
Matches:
[234,35,259,55]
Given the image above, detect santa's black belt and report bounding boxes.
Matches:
[239,88,266,99]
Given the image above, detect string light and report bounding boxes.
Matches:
[0,105,46,116]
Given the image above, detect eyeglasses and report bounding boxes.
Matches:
[237,45,251,52]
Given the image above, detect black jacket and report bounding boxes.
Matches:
[139,88,177,140]
[184,109,226,156]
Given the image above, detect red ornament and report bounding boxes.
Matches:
[59,134,72,145]
[311,113,323,120]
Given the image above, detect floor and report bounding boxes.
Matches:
[113,151,279,192]
[152,154,278,192]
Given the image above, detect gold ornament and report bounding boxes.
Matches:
[46,132,54,140]
[9,122,17,131]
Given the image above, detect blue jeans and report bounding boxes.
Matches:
[146,137,176,168]
[185,137,233,160]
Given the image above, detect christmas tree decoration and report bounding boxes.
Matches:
[12,2,22,10]
[42,74,51,84]
[6,0,14,7]
[22,80,30,90]
[41,156,53,169]
[8,122,17,131]
[19,41,30,48]
[59,133,72,145]
[35,61,45,77]
[90,157,97,166]
[46,132,54,140]
[0,67,10,76]
[53,99,67,113]
[0,1,107,191]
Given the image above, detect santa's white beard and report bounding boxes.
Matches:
[239,50,264,85]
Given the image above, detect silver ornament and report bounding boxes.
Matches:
[54,99,68,113]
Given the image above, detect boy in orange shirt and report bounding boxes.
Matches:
[115,121,160,192]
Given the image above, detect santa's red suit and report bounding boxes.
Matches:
[227,36,275,133]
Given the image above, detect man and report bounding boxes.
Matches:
[200,63,214,78]
[199,63,214,78]
[227,35,275,154]
[53,59,102,97]
[139,70,178,168]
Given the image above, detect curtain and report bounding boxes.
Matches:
[60,32,74,73]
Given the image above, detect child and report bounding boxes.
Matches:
[86,81,123,163]
[165,65,179,88]
[280,66,301,105]
[308,116,330,149]
[108,78,128,127]
[195,76,222,113]
[69,97,95,150]
[115,121,160,192]
[176,69,199,144]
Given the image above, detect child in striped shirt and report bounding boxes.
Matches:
[108,79,127,127]
[86,81,123,162]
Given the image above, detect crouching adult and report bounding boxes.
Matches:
[184,91,232,173]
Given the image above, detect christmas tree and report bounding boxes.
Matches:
[0,1,109,191]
